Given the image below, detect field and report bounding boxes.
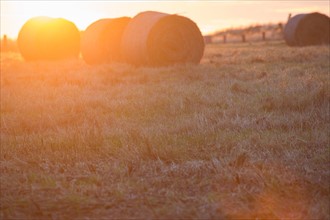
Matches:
[1,41,329,219]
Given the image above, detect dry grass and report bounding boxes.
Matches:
[1,41,329,219]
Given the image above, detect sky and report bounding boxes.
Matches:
[1,0,329,39]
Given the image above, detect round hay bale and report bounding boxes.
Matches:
[121,11,205,66]
[284,12,330,46]
[17,16,52,60]
[81,17,131,65]
[17,16,80,61]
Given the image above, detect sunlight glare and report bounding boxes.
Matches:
[3,1,104,37]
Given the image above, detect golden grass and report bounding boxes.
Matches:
[1,41,329,219]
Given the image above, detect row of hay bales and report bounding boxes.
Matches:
[17,11,205,66]
[17,11,330,64]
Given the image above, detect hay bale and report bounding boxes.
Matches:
[17,16,80,61]
[18,17,51,60]
[81,17,131,65]
[121,11,205,66]
[284,12,330,46]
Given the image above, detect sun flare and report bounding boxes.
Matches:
[2,1,103,37]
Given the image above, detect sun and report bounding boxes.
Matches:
[23,1,96,28]
[2,1,103,38]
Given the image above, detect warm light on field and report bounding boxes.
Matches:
[1,1,330,219]
[1,35,329,219]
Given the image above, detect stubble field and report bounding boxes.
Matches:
[1,41,329,219]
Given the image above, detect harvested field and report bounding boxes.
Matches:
[1,41,329,219]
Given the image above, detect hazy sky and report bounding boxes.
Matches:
[1,0,329,38]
